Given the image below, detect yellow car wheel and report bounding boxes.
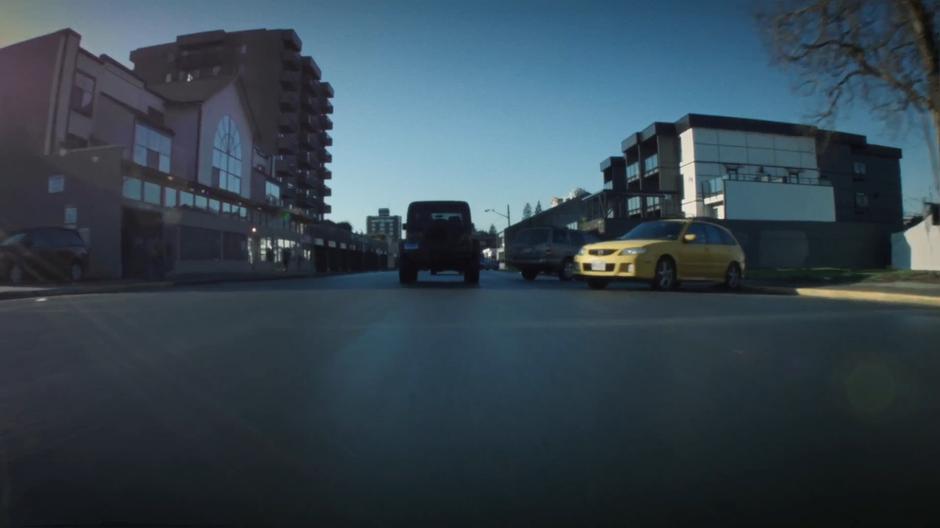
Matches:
[651,257,677,291]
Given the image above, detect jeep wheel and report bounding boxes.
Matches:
[464,264,480,284]
[398,261,417,284]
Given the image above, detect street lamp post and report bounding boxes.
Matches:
[484,205,511,228]
[485,205,512,269]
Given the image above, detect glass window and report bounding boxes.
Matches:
[626,162,639,181]
[239,206,247,219]
[686,223,708,244]
[48,175,65,194]
[122,177,142,200]
[143,182,161,205]
[717,227,738,246]
[179,191,194,207]
[853,161,867,175]
[212,116,243,194]
[64,206,78,226]
[627,196,641,214]
[619,221,683,241]
[643,153,658,172]
[855,192,870,209]
[208,199,220,213]
[133,124,172,173]
[514,228,550,245]
[164,188,177,207]
[703,224,726,245]
[70,71,95,115]
[195,195,208,209]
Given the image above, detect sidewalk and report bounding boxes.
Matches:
[0,270,354,301]
[745,279,940,308]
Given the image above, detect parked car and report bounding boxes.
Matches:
[509,227,595,281]
[399,201,480,284]
[0,227,89,284]
[574,219,745,290]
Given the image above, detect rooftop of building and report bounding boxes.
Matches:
[620,113,902,159]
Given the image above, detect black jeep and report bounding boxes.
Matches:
[399,201,480,284]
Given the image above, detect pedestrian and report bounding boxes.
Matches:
[282,247,291,271]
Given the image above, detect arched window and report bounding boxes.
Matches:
[212,116,242,194]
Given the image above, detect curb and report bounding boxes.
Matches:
[745,284,940,308]
[0,270,380,302]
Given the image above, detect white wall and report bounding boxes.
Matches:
[679,126,825,219]
[198,83,254,199]
[724,180,835,221]
[892,218,940,271]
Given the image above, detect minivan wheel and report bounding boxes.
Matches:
[9,263,24,285]
[724,262,742,290]
[651,257,677,291]
[521,269,538,281]
[69,261,84,282]
[558,259,575,281]
[587,278,609,290]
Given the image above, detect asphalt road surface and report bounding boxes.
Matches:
[1,271,939,526]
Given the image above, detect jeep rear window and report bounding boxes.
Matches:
[408,206,467,229]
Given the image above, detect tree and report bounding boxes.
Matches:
[534,200,543,214]
[758,0,940,194]
[522,202,533,219]
[488,224,498,236]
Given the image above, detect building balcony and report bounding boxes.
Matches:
[298,151,315,169]
[295,113,312,131]
[283,30,301,52]
[320,167,332,180]
[276,156,297,177]
[319,132,333,147]
[323,101,334,114]
[298,132,314,148]
[302,56,322,80]
[321,184,332,197]
[301,75,317,93]
[281,185,298,200]
[279,94,298,112]
[292,193,317,209]
[323,203,332,214]
[278,115,297,133]
[300,94,317,112]
[320,82,335,98]
[282,50,300,71]
[320,115,333,130]
[321,150,332,164]
[297,169,317,188]
[279,71,299,91]
[277,133,298,153]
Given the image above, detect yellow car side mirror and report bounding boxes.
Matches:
[683,233,696,243]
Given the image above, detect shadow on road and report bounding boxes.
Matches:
[173,270,764,297]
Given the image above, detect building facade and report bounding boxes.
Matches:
[586,114,902,228]
[0,29,383,279]
[366,208,402,242]
[129,29,334,224]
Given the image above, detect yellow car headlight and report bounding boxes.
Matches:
[619,247,647,255]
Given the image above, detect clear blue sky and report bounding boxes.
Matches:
[2,0,936,231]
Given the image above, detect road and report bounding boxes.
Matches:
[1,271,939,526]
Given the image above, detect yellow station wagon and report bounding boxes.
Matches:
[575,219,746,290]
